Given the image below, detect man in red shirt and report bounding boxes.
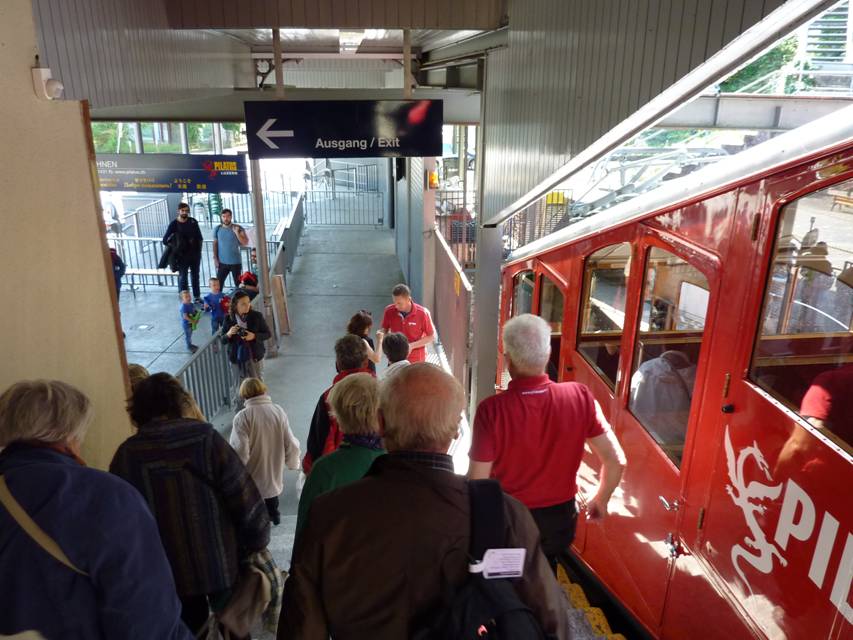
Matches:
[469,314,626,570]
[800,363,853,446]
[378,284,435,363]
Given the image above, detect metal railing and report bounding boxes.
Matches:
[271,192,306,274]
[175,331,236,421]
[502,190,574,256]
[311,159,380,192]
[121,197,170,237]
[304,190,384,225]
[435,189,478,268]
[433,229,473,399]
[220,191,296,227]
[111,237,277,289]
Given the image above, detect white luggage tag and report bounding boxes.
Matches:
[469,548,526,579]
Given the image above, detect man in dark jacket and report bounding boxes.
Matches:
[301,334,373,473]
[279,363,571,640]
[162,202,204,303]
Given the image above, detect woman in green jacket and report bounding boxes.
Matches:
[295,373,385,540]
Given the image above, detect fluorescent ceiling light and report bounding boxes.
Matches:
[339,29,365,54]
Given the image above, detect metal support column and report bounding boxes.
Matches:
[133,122,143,153]
[470,57,498,416]
[251,159,277,357]
[273,28,284,99]
[403,30,412,99]
[213,123,223,154]
[179,123,189,154]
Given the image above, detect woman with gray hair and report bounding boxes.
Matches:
[294,373,385,539]
[0,379,192,639]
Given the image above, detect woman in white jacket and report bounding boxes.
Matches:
[229,378,301,525]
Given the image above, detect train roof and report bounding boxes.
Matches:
[505,103,853,265]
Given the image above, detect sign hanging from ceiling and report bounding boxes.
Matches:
[95,153,250,193]
[244,100,443,159]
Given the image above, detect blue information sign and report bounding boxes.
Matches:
[96,153,250,193]
[244,100,443,159]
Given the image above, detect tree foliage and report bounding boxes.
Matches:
[719,36,799,93]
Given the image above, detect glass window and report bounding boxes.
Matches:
[187,123,214,154]
[512,271,535,317]
[578,243,632,388]
[90,122,136,154]
[539,276,565,381]
[141,122,184,153]
[750,177,853,450]
[629,247,710,466]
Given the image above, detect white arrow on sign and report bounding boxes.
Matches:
[257,118,294,149]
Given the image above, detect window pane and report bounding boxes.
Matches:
[750,177,853,449]
[91,122,136,154]
[578,243,632,388]
[629,247,710,466]
[539,276,565,381]
[141,122,184,153]
[187,123,214,154]
[512,271,535,317]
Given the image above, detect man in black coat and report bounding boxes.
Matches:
[162,202,204,303]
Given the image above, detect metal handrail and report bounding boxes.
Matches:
[175,330,235,421]
[483,0,838,228]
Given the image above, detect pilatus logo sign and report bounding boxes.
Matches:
[723,426,852,623]
[202,160,240,180]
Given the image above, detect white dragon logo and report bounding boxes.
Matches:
[723,426,787,595]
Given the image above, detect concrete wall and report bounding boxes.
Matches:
[31,0,252,108]
[481,0,787,217]
[0,0,132,469]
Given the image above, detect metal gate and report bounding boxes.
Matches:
[304,190,384,225]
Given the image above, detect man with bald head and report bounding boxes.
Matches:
[278,363,570,640]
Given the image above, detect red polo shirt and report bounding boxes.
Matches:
[381,301,434,363]
[470,375,608,508]
[800,365,853,445]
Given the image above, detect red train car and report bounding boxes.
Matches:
[498,108,853,639]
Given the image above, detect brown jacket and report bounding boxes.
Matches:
[278,453,570,639]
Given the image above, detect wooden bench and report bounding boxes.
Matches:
[124,268,177,295]
[829,188,853,211]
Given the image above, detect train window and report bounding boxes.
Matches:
[539,276,565,381]
[750,177,853,449]
[578,243,632,389]
[511,271,535,317]
[629,247,710,466]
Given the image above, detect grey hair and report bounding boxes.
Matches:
[379,363,464,452]
[503,314,551,374]
[0,380,94,447]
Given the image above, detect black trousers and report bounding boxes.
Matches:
[265,496,280,525]
[216,262,242,288]
[529,498,578,572]
[178,261,201,299]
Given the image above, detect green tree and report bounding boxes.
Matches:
[719,36,800,93]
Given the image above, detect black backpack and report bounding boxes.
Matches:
[414,479,550,640]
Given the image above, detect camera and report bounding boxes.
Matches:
[237,328,249,338]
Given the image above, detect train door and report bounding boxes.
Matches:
[580,231,720,632]
[534,264,569,382]
[694,176,853,639]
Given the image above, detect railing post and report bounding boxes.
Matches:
[251,159,278,357]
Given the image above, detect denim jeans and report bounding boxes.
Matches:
[183,323,194,349]
[211,316,224,335]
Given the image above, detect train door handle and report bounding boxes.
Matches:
[665,533,682,559]
[659,496,681,511]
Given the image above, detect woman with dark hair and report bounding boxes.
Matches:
[347,310,381,373]
[110,373,270,635]
[0,379,192,639]
[222,290,272,408]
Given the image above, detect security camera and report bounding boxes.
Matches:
[32,67,64,100]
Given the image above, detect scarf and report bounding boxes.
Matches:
[343,433,384,451]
